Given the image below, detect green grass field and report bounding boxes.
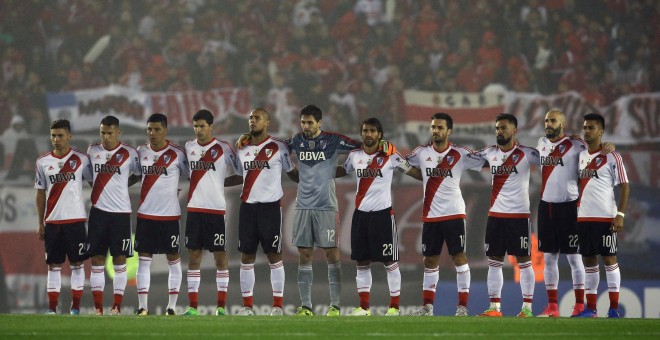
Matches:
[1,315,659,339]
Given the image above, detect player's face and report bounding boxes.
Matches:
[248,111,269,136]
[544,111,565,140]
[100,124,120,150]
[361,124,382,148]
[50,128,71,153]
[582,120,603,144]
[300,114,321,138]
[193,119,213,144]
[430,118,451,144]
[147,121,168,148]
[495,119,516,146]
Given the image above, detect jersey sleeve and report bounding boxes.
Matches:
[178,150,190,178]
[34,158,46,189]
[336,133,361,153]
[82,154,93,182]
[405,147,421,167]
[280,143,295,173]
[343,152,355,173]
[223,143,239,177]
[131,148,142,176]
[462,148,486,170]
[525,146,541,166]
[611,152,629,185]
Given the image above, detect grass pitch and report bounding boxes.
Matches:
[1,314,659,339]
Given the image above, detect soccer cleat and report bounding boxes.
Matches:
[70,309,80,315]
[538,304,559,317]
[270,306,284,316]
[576,308,598,318]
[165,308,176,315]
[517,306,534,317]
[455,305,469,317]
[385,307,400,316]
[607,308,621,318]
[350,307,371,316]
[183,307,199,316]
[237,307,255,316]
[216,307,226,316]
[135,308,149,316]
[408,304,433,316]
[295,306,314,316]
[326,305,340,316]
[570,303,585,317]
[478,308,503,317]
[110,306,121,315]
[46,309,57,315]
[95,308,104,316]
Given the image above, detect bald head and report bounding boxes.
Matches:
[544,109,566,141]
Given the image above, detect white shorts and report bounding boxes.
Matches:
[292,209,339,248]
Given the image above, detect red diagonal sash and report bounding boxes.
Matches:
[139,149,177,207]
[541,139,573,195]
[423,149,461,218]
[188,144,223,202]
[578,154,607,206]
[241,142,279,202]
[91,147,130,205]
[491,148,524,208]
[356,154,389,208]
[46,153,82,219]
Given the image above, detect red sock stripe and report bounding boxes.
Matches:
[386,263,399,272]
[114,267,127,273]
[605,264,619,271]
[168,259,181,265]
[488,260,503,268]
[424,267,439,274]
[269,261,283,269]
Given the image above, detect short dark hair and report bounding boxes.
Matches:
[50,119,71,131]
[431,112,453,130]
[496,113,517,128]
[300,104,322,122]
[192,109,214,125]
[584,113,605,130]
[100,115,120,127]
[147,113,168,128]
[361,117,384,138]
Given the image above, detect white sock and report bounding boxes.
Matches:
[356,265,372,293]
[137,256,152,309]
[423,267,439,293]
[187,269,201,293]
[240,263,255,298]
[47,267,62,293]
[70,264,85,292]
[216,269,229,293]
[585,265,600,295]
[455,264,470,293]
[90,265,105,293]
[543,253,559,291]
[567,254,585,291]
[113,264,127,296]
[167,258,182,309]
[270,261,285,298]
[487,260,503,302]
[385,262,401,297]
[519,261,534,308]
[605,263,620,292]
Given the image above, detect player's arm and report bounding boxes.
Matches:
[335,165,348,178]
[35,189,46,240]
[286,167,299,183]
[235,133,251,150]
[404,166,423,181]
[612,182,630,233]
[224,174,243,187]
[601,142,615,154]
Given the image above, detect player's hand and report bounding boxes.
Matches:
[611,215,624,233]
[37,224,45,240]
[235,133,251,150]
[568,133,581,140]
[378,140,397,156]
[601,142,615,154]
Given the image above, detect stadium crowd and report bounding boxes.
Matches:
[0,0,658,134]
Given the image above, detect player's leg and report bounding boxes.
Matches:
[163,220,182,315]
[576,221,599,317]
[292,209,314,315]
[349,210,372,315]
[44,223,65,314]
[237,202,259,316]
[480,217,504,317]
[64,221,88,315]
[88,207,108,315]
[380,209,401,316]
[206,213,229,316]
[134,217,154,315]
[537,200,560,317]
[446,219,470,316]
[601,223,620,318]
[213,250,229,315]
[260,201,285,316]
[315,210,342,315]
[183,212,203,315]
[562,200,585,315]
[107,210,132,315]
[507,218,534,317]
[410,221,441,316]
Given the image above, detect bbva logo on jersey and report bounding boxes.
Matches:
[299,151,326,161]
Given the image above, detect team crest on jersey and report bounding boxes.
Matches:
[595,157,603,166]
[211,149,218,158]
[69,160,77,169]
[163,155,171,164]
[512,154,519,163]
[320,140,327,149]
[502,155,507,162]
[200,149,206,157]
[57,161,64,169]
[437,156,443,164]
[106,153,112,161]
[308,141,315,149]
[153,155,159,162]
[265,149,273,158]
[376,157,384,166]
[446,156,454,165]
[115,154,124,162]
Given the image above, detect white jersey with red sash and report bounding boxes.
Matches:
[34,148,92,223]
[236,136,294,204]
[537,136,587,202]
[137,141,188,220]
[407,143,484,222]
[577,150,628,222]
[343,150,406,211]
[473,144,540,218]
[185,138,240,214]
[87,142,141,213]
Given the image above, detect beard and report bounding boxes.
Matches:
[545,127,561,139]
[496,135,511,146]
[432,134,446,144]
[363,138,377,148]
